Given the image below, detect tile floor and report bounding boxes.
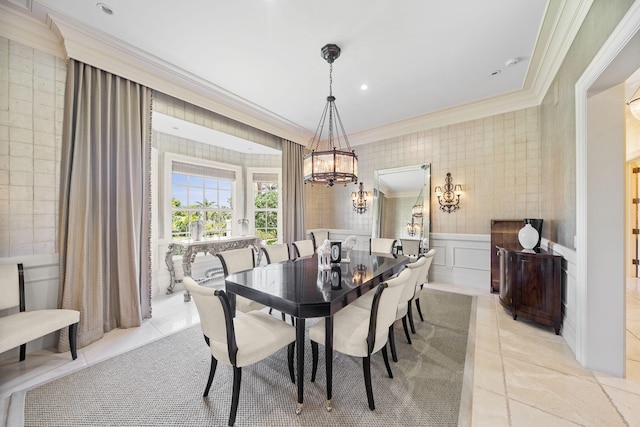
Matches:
[1,280,639,426]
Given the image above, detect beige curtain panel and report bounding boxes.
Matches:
[58,59,152,350]
[282,140,306,242]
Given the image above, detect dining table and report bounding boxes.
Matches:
[224,249,410,414]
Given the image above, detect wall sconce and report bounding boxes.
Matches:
[628,86,640,120]
[406,217,421,236]
[434,172,462,213]
[351,182,370,214]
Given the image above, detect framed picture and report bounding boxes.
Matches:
[330,241,341,263]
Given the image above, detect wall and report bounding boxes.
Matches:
[306,107,542,237]
[539,0,636,248]
[0,37,66,258]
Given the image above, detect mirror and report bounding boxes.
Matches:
[372,164,431,248]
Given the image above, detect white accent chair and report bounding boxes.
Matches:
[309,268,411,410]
[292,239,315,259]
[261,243,291,264]
[369,238,397,254]
[0,263,80,362]
[413,248,436,322]
[183,277,296,426]
[217,248,267,313]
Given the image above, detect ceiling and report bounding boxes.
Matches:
[1,0,593,149]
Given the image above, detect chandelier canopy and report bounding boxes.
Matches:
[303,44,358,187]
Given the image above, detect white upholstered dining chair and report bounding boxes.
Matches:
[261,243,291,264]
[400,238,421,257]
[351,256,424,362]
[217,248,267,313]
[412,248,436,322]
[309,267,411,410]
[292,239,315,259]
[183,277,295,426]
[369,238,397,254]
[310,230,329,250]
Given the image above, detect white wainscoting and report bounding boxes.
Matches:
[429,233,491,291]
[543,238,577,355]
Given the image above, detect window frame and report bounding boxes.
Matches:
[164,153,243,242]
[246,167,282,245]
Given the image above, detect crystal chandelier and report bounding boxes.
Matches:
[303,44,358,187]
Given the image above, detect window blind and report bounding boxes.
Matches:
[252,173,279,183]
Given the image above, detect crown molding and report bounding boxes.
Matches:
[348,89,540,146]
[0,4,64,57]
[0,0,593,148]
[50,17,312,146]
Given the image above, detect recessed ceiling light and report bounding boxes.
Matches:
[360,84,368,91]
[96,3,113,15]
[505,57,521,67]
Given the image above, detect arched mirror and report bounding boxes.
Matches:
[372,164,431,249]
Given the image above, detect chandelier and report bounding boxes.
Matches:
[434,172,462,213]
[411,186,424,218]
[351,182,369,214]
[303,44,358,187]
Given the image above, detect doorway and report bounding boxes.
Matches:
[576,2,640,376]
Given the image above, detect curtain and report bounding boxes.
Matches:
[282,140,306,242]
[58,60,152,350]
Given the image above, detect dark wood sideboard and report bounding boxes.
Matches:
[497,245,563,334]
[490,220,522,293]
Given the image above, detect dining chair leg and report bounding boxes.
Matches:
[281,312,286,321]
[381,344,393,378]
[362,355,375,410]
[415,297,424,321]
[401,316,412,344]
[407,301,416,334]
[229,367,242,426]
[310,341,319,382]
[388,324,398,362]
[287,342,296,384]
[203,356,218,397]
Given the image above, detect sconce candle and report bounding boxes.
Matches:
[434,172,462,213]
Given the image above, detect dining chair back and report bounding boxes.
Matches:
[400,238,421,257]
[262,243,291,264]
[217,248,267,313]
[309,267,411,410]
[413,248,436,322]
[292,239,315,258]
[369,237,397,254]
[183,277,296,426]
[310,230,329,250]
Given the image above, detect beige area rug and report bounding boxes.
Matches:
[15,289,475,426]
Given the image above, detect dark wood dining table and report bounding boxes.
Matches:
[224,250,409,414]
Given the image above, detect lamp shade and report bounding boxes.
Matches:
[629,98,640,120]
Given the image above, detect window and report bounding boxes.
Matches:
[249,170,281,245]
[170,161,236,240]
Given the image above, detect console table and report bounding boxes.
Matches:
[165,236,263,301]
[497,245,563,334]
